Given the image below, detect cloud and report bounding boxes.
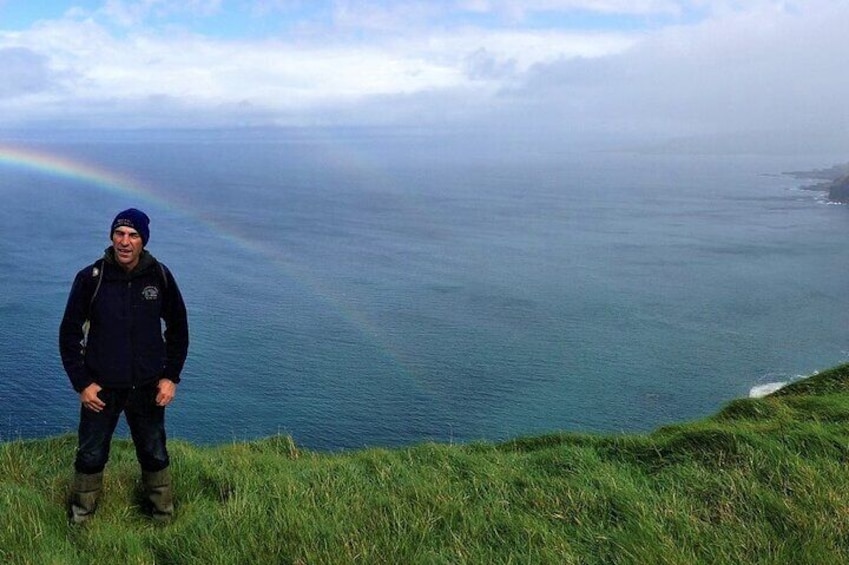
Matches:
[0,7,634,125]
[100,0,225,27]
[0,47,56,98]
[0,0,847,154]
[474,0,849,151]
[457,0,686,19]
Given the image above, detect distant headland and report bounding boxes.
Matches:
[784,162,849,203]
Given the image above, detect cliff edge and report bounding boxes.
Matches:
[827,173,849,203]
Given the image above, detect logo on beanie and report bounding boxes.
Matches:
[115,218,137,229]
[142,285,160,301]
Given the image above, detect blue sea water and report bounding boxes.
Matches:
[1,133,847,450]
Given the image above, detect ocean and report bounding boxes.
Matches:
[1,132,847,451]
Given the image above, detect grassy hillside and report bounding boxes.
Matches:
[3,364,849,564]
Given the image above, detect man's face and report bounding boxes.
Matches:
[112,226,144,271]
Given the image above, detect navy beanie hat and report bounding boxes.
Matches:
[111,208,150,246]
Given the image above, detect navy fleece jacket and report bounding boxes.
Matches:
[59,248,189,392]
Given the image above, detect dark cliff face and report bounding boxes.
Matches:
[828,174,849,203]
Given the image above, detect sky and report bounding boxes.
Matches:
[1,0,848,152]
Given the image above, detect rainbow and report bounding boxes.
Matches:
[0,141,428,396]
[0,143,155,202]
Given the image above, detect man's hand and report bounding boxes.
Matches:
[80,383,105,413]
[156,379,177,407]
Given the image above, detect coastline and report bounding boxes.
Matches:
[784,161,849,203]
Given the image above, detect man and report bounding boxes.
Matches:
[59,208,189,524]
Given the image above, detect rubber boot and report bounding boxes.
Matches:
[142,468,174,523]
[69,471,103,524]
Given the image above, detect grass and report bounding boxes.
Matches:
[3,363,849,564]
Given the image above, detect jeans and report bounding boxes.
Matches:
[75,384,170,474]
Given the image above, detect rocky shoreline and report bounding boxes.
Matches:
[784,162,849,203]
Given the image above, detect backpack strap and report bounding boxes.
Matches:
[87,259,105,318]
[158,262,169,291]
[80,259,104,347]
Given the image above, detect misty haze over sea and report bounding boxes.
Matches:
[1,132,847,450]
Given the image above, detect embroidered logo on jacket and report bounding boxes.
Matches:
[142,286,160,300]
